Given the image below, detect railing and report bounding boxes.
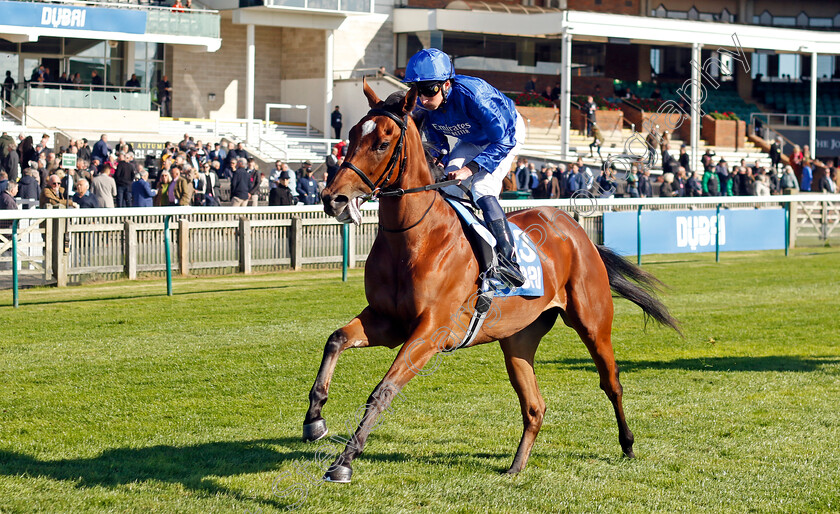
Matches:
[25,83,152,111]
[751,112,840,129]
[6,0,220,39]
[3,196,839,302]
[263,0,373,14]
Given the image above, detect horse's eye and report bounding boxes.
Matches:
[377,142,389,152]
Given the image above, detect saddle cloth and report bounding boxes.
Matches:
[445,197,544,297]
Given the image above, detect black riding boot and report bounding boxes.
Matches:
[477,196,525,289]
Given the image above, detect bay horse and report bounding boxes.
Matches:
[309,81,680,483]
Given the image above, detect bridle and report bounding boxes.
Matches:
[339,108,409,201]
[338,107,461,233]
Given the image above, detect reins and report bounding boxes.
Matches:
[341,107,462,232]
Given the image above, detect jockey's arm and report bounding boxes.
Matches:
[462,88,517,174]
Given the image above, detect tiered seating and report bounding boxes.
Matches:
[613,80,761,124]
[754,81,840,126]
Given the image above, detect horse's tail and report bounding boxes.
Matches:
[596,245,682,335]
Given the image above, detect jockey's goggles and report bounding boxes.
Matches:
[415,81,443,97]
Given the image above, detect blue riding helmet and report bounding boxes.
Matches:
[404,48,453,83]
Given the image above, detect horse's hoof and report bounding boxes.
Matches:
[623,449,636,459]
[302,419,328,443]
[323,464,352,483]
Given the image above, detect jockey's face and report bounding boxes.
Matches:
[417,80,449,111]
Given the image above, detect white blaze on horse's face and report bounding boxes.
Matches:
[361,120,376,138]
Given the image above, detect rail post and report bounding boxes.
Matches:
[12,219,19,308]
[164,215,172,296]
[715,203,721,263]
[342,222,349,282]
[636,204,642,266]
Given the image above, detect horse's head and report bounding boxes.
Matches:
[322,79,418,224]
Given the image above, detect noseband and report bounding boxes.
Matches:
[339,108,408,200]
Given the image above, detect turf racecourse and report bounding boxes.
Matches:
[1,248,838,513]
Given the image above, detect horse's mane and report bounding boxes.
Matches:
[382,89,445,182]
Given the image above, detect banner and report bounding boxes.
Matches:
[774,127,840,158]
[603,208,786,256]
[0,1,147,34]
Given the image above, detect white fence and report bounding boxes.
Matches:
[2,195,839,291]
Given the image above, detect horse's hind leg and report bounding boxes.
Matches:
[304,307,401,442]
[561,295,635,458]
[500,308,558,474]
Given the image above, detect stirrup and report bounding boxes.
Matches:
[495,255,525,289]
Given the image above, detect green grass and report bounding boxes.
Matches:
[1,248,839,513]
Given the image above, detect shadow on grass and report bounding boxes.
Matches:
[541,356,840,373]
[1,284,293,308]
[0,436,369,510]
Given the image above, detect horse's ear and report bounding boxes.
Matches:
[400,86,418,116]
[363,78,380,108]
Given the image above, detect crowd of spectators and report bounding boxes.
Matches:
[1,126,837,216]
[0,131,351,211]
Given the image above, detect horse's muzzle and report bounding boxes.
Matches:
[322,192,361,225]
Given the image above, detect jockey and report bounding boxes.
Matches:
[404,48,526,288]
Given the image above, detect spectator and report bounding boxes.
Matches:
[18,136,38,170]
[524,76,537,93]
[661,143,675,175]
[502,166,517,193]
[566,163,586,194]
[325,147,340,186]
[125,74,141,89]
[17,168,40,204]
[297,166,319,205]
[789,144,804,175]
[113,152,134,207]
[581,96,596,137]
[72,178,99,208]
[132,169,155,207]
[819,168,837,193]
[4,141,19,182]
[203,162,220,206]
[685,171,702,197]
[172,0,184,12]
[754,170,771,196]
[659,172,676,197]
[715,158,731,196]
[90,70,103,87]
[331,106,343,140]
[248,168,262,206]
[769,137,782,171]
[801,160,813,192]
[638,167,653,198]
[589,123,602,158]
[625,165,639,198]
[92,134,110,164]
[178,133,193,152]
[40,174,65,208]
[154,170,172,206]
[541,86,552,101]
[269,170,296,206]
[0,170,7,194]
[296,160,312,181]
[2,71,14,105]
[550,82,561,102]
[701,149,716,171]
[192,163,207,206]
[645,126,660,155]
[334,139,348,159]
[0,179,16,213]
[515,158,530,191]
[91,163,117,208]
[230,157,251,207]
[661,130,671,149]
[779,165,799,192]
[72,72,82,88]
[702,167,720,196]
[173,166,194,206]
[158,75,172,117]
[678,145,691,174]
[597,166,617,198]
[533,166,560,199]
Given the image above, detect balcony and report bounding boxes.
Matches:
[0,0,220,43]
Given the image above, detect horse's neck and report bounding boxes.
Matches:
[378,135,457,242]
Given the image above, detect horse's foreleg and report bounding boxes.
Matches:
[303,308,400,442]
[323,329,439,483]
[500,309,557,474]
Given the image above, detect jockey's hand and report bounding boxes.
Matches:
[447,166,473,181]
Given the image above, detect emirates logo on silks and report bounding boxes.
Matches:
[431,122,471,137]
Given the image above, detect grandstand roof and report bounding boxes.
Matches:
[394,8,840,54]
